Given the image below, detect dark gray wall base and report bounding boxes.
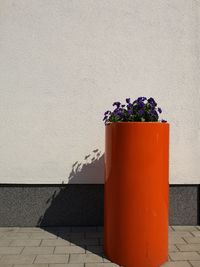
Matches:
[0,184,198,226]
[0,185,103,227]
[170,185,199,225]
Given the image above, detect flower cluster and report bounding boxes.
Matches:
[103,97,167,124]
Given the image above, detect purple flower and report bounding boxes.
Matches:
[127,103,133,109]
[137,97,146,102]
[114,108,122,116]
[103,97,165,123]
[150,109,158,116]
[115,110,121,115]
[103,116,108,121]
[104,110,111,116]
[113,102,121,108]
[137,101,145,109]
[138,109,145,116]
[148,97,157,107]
[128,109,132,115]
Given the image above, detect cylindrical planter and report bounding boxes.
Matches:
[104,122,169,267]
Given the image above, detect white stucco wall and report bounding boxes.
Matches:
[0,0,199,184]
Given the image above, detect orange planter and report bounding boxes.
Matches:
[104,122,169,267]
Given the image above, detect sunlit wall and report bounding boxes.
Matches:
[0,0,199,184]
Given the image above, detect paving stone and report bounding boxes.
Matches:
[1,226,200,266]
[85,264,119,267]
[49,264,84,267]
[22,246,54,255]
[0,228,19,232]
[102,258,111,263]
[168,245,179,252]
[45,227,71,233]
[69,254,103,263]
[169,231,193,237]
[0,246,23,254]
[54,246,85,254]
[190,231,200,237]
[169,251,200,260]
[169,236,187,244]
[29,233,57,240]
[10,239,41,247]
[0,255,35,264]
[168,227,174,231]
[172,226,198,232]
[41,239,70,246]
[184,237,200,244]
[161,262,191,267]
[0,241,11,247]
[1,233,30,240]
[34,255,69,264]
[86,245,104,255]
[102,256,119,264]
[17,228,45,233]
[176,243,200,251]
[70,239,99,246]
[13,265,48,267]
[189,261,200,267]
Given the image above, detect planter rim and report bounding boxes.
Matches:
[105,121,169,125]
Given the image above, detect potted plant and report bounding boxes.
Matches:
[103,97,169,267]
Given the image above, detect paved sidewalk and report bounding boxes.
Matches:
[0,226,199,266]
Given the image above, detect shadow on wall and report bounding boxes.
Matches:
[37,149,104,227]
[68,149,104,184]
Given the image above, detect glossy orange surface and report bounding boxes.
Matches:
[104,122,169,267]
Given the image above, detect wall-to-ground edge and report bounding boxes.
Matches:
[0,184,198,226]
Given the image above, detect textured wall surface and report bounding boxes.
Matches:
[0,185,104,226]
[0,185,197,226]
[0,0,200,184]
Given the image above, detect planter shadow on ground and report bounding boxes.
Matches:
[39,226,104,257]
[37,149,104,257]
